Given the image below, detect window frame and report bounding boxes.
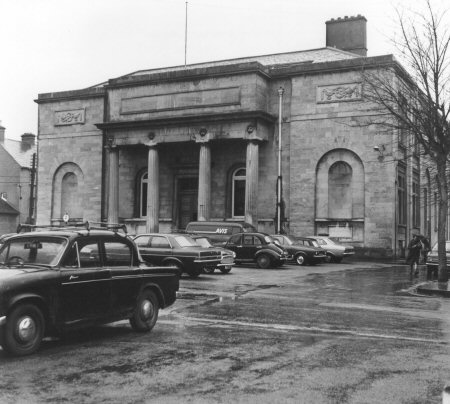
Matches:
[231,167,246,219]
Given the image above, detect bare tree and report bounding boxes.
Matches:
[360,0,450,282]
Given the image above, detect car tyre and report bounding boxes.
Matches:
[334,257,343,263]
[188,269,201,278]
[219,267,232,274]
[2,304,45,356]
[256,254,272,269]
[324,253,333,263]
[130,290,159,332]
[295,254,307,266]
[203,266,215,274]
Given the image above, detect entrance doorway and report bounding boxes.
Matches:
[177,177,198,230]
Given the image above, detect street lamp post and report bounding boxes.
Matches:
[277,87,284,234]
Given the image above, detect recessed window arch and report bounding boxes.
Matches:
[52,162,84,221]
[61,172,81,218]
[328,161,353,218]
[232,167,246,218]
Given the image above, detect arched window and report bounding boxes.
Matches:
[61,172,82,219]
[140,172,148,217]
[328,161,352,218]
[232,168,246,218]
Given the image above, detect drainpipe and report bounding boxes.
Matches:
[277,87,284,234]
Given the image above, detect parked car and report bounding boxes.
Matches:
[307,235,355,263]
[271,234,326,265]
[426,241,450,276]
[224,232,289,269]
[0,233,15,248]
[134,233,222,278]
[185,221,256,246]
[191,235,235,274]
[0,224,179,356]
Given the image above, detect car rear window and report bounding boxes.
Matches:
[0,237,67,266]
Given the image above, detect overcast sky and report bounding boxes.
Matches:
[0,0,443,140]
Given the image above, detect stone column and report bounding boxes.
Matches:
[198,142,211,221]
[245,140,259,227]
[107,145,119,224]
[146,145,160,233]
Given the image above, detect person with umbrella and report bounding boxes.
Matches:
[406,233,422,277]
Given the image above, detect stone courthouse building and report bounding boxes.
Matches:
[35,16,426,258]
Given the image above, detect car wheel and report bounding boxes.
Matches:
[220,267,232,274]
[295,254,307,266]
[256,254,272,269]
[188,269,201,278]
[203,266,215,274]
[334,257,343,263]
[130,290,159,332]
[324,253,333,263]
[2,304,45,356]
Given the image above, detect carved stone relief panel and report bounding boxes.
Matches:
[316,83,362,103]
[55,109,86,126]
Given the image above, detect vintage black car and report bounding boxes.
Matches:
[224,232,289,269]
[133,233,222,278]
[190,235,235,274]
[271,234,327,265]
[0,224,179,356]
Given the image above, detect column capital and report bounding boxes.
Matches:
[244,124,265,142]
[194,127,211,143]
[104,136,118,150]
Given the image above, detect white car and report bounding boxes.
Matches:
[307,236,355,263]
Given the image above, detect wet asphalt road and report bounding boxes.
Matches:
[1,260,449,403]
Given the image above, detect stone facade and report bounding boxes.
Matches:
[35,16,425,258]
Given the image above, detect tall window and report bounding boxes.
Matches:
[412,172,420,227]
[232,168,246,218]
[140,172,148,217]
[328,161,352,218]
[423,188,429,235]
[397,166,407,225]
[434,192,438,231]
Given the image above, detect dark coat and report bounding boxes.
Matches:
[406,237,422,264]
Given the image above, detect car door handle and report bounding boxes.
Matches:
[69,275,79,280]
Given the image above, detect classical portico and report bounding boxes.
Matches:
[99,112,273,234]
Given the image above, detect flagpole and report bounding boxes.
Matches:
[184,1,188,68]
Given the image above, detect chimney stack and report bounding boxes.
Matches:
[0,122,5,144]
[21,132,36,150]
[326,15,367,56]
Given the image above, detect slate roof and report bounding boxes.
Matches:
[0,198,19,215]
[1,138,36,168]
[122,47,360,78]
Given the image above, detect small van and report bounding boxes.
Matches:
[185,221,256,246]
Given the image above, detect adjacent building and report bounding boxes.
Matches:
[35,15,428,258]
[0,124,37,234]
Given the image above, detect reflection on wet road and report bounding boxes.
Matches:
[173,264,450,344]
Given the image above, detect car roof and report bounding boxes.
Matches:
[134,233,189,237]
[6,229,127,240]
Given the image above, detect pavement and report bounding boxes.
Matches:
[387,260,450,297]
[346,257,450,298]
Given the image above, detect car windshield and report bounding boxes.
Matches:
[0,236,68,266]
[431,242,450,252]
[194,237,212,248]
[174,235,200,247]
